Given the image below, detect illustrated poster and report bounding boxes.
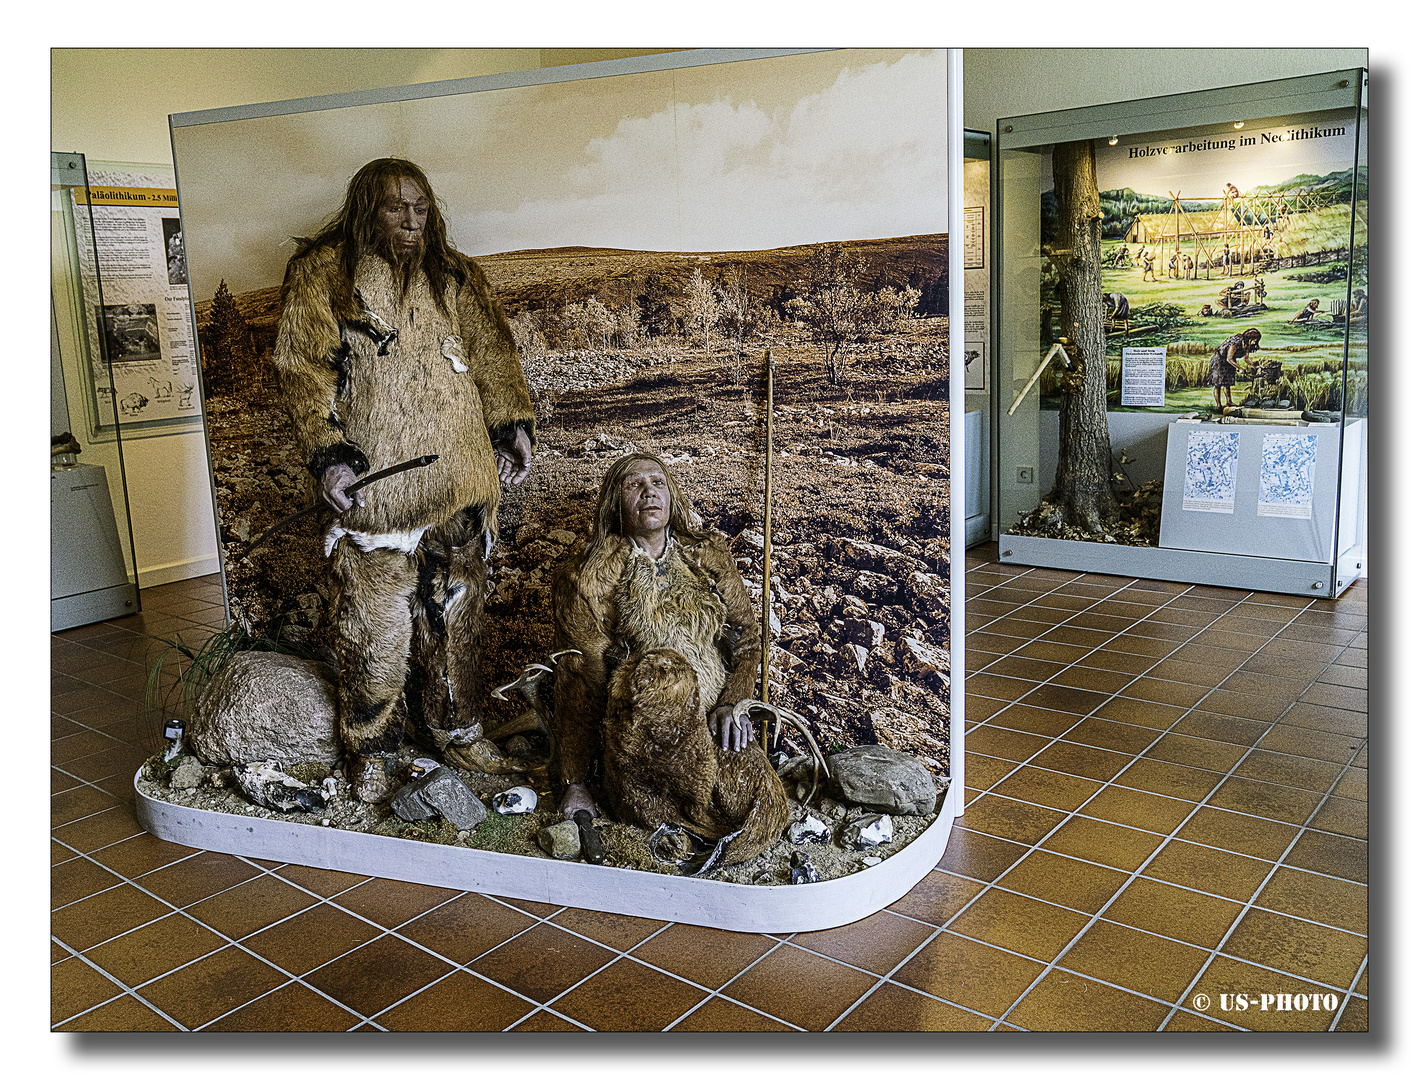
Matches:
[1183,429,1240,513]
[71,164,200,427]
[1257,431,1318,519]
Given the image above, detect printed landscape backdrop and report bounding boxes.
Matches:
[172,49,958,769]
[1037,106,1367,415]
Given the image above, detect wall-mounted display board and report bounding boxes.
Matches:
[69,162,203,434]
[993,70,1366,598]
[151,49,968,930]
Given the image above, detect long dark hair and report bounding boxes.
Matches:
[292,158,462,316]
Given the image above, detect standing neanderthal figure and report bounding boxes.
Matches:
[549,453,789,866]
[273,158,536,802]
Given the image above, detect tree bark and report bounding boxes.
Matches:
[1050,140,1118,532]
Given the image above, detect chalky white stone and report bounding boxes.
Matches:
[492,786,538,815]
[787,815,831,845]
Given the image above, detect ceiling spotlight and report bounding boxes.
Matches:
[1108,136,1119,145]
[1233,121,1245,129]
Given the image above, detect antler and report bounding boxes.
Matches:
[731,699,829,804]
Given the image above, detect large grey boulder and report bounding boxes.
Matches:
[830,744,938,816]
[188,652,341,767]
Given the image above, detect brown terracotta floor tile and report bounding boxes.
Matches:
[1309,795,1366,840]
[965,694,1009,724]
[1171,642,1254,669]
[1113,757,1221,802]
[1219,668,1313,700]
[1335,995,1368,1031]
[792,909,935,974]
[1029,740,1135,783]
[1255,866,1367,935]
[397,894,538,966]
[948,887,1090,962]
[1061,715,1159,755]
[552,957,709,1031]
[135,850,262,910]
[1017,640,1093,664]
[51,956,126,1026]
[1006,969,1170,1031]
[55,993,181,1032]
[934,828,1030,883]
[271,864,371,898]
[1143,732,1249,773]
[1317,664,1366,689]
[892,930,1045,1018]
[1093,697,1187,730]
[965,672,1037,702]
[1143,839,1274,903]
[1332,765,1367,801]
[1047,666,1137,694]
[1282,702,1368,738]
[1175,806,1301,862]
[1241,653,1331,682]
[202,979,362,1031]
[51,883,174,952]
[1120,677,1212,710]
[1221,908,1367,991]
[1042,815,1164,872]
[331,878,463,930]
[990,765,1103,813]
[670,995,796,1031]
[469,921,615,1004]
[1081,649,1162,675]
[1257,637,1345,663]
[986,702,1085,738]
[1232,749,1346,793]
[1102,877,1244,950]
[1081,785,1194,833]
[509,1010,586,1031]
[960,793,1068,846]
[550,908,668,952]
[1207,775,1325,825]
[185,873,320,941]
[967,723,1052,762]
[1061,920,1210,1002]
[964,752,1019,790]
[1109,633,1184,657]
[1285,829,1367,883]
[835,981,994,1031]
[303,934,456,1018]
[51,785,123,829]
[1020,682,1112,716]
[83,913,226,988]
[1148,657,1230,686]
[983,654,1067,683]
[721,944,877,1030]
[630,923,777,991]
[1163,1010,1242,1031]
[51,857,125,909]
[886,869,985,926]
[241,901,383,975]
[996,849,1129,914]
[139,945,289,1030]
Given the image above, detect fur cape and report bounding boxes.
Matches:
[272,244,535,536]
[549,532,759,790]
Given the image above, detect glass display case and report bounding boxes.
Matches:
[52,151,141,629]
[992,70,1366,597]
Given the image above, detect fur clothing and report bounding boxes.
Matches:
[273,244,533,757]
[551,533,788,864]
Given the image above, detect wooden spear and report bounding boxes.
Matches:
[761,348,774,753]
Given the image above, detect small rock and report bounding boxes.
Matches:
[537,820,582,860]
[169,757,206,791]
[235,760,330,814]
[789,852,821,884]
[786,815,831,844]
[492,786,538,815]
[391,769,488,830]
[505,735,533,758]
[862,856,883,867]
[831,744,938,816]
[842,814,894,849]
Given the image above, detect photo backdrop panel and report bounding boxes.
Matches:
[173,49,954,771]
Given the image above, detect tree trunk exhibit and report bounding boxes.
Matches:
[1050,140,1118,532]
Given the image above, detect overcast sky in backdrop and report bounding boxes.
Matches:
[173,48,952,299]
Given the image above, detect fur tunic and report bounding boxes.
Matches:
[550,533,759,788]
[273,245,534,536]
[551,532,788,864]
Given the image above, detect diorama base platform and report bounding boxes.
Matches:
[135,771,955,934]
[998,534,1360,599]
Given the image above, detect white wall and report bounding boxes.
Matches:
[52,47,1368,586]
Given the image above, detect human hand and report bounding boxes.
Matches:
[558,783,599,821]
[496,426,533,487]
[319,464,365,512]
[708,705,752,753]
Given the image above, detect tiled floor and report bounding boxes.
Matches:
[51,546,1367,1031]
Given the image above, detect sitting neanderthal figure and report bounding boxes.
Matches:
[550,453,789,866]
[272,157,535,802]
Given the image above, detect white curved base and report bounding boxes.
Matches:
[135,771,954,933]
